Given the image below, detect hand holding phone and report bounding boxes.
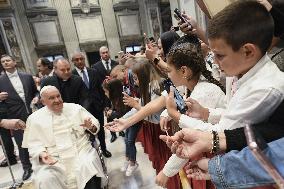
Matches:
[163,78,188,114]
[174,8,193,31]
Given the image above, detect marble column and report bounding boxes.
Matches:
[99,0,121,58]
[53,0,80,60]
[10,0,38,74]
[138,0,151,36]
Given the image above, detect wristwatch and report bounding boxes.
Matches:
[153,57,160,65]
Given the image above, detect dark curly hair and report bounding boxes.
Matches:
[167,43,225,92]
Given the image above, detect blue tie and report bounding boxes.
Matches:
[82,70,89,89]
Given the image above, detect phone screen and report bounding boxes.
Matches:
[163,78,188,114]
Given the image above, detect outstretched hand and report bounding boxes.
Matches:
[104,118,129,132]
[160,128,212,159]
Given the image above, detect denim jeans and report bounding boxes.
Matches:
[125,123,141,162]
[208,137,284,189]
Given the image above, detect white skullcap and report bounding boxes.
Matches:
[40,85,56,97]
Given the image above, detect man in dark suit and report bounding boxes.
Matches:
[91,46,121,145]
[72,52,112,158]
[0,54,37,180]
[41,57,89,108]
[91,46,118,84]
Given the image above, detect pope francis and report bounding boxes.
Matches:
[22,86,107,189]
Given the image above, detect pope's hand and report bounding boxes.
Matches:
[0,119,25,130]
[104,118,128,132]
[40,152,57,165]
[80,118,93,130]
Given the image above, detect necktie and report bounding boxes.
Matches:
[106,61,110,75]
[82,70,89,89]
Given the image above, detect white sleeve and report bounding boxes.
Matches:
[179,88,283,131]
[123,108,138,119]
[163,154,188,177]
[207,108,225,124]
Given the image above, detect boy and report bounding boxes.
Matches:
[168,1,284,131]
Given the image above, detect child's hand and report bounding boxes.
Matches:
[155,171,169,188]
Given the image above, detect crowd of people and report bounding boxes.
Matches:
[0,0,284,189]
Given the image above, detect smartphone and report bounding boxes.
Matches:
[244,125,284,188]
[144,33,150,44]
[123,85,131,96]
[174,8,192,30]
[163,78,188,114]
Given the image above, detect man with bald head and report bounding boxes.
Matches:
[22,86,107,189]
[41,57,89,108]
[71,52,112,158]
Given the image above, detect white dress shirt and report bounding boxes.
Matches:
[75,67,89,83]
[179,54,284,131]
[6,70,26,103]
[101,59,111,71]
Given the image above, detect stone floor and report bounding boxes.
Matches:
[0,129,165,189]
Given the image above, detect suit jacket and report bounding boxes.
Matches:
[91,59,118,108]
[41,74,89,109]
[91,59,118,84]
[0,72,38,121]
[72,67,105,112]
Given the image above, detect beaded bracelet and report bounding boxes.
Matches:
[211,130,220,154]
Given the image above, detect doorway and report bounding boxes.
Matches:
[86,51,100,67]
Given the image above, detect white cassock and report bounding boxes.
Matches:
[22,103,108,189]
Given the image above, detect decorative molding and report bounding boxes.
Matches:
[71,6,100,14]
[113,1,139,12]
[70,0,99,7]
[24,0,54,9]
[113,0,136,4]
[116,12,141,37]
[74,15,106,43]
[0,18,24,68]
[29,15,63,46]
[25,8,57,17]
[79,40,107,52]
[35,44,67,57]
[0,0,10,8]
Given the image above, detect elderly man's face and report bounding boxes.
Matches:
[54,60,72,80]
[72,53,86,70]
[41,88,63,113]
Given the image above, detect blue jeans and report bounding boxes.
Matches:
[125,123,141,162]
[208,137,284,188]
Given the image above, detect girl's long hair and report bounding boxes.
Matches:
[131,58,163,105]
